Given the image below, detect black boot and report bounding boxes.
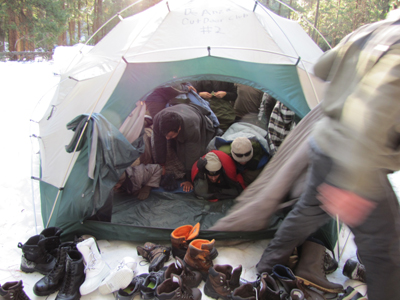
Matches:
[0,281,30,300]
[55,250,85,300]
[33,242,76,296]
[40,227,63,256]
[137,242,171,272]
[18,234,56,275]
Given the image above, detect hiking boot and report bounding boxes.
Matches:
[165,257,202,288]
[40,227,63,256]
[204,264,242,300]
[338,286,367,300]
[116,273,148,300]
[258,272,287,300]
[0,281,30,300]
[184,239,217,281]
[141,270,166,299]
[272,264,326,300]
[55,250,85,300]
[323,251,338,275]
[98,256,137,294]
[156,274,202,300]
[33,242,76,296]
[137,242,171,272]
[232,283,256,300]
[76,237,110,295]
[342,259,366,283]
[171,223,200,259]
[294,241,343,293]
[18,234,56,275]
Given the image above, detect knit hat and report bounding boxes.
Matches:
[231,137,253,163]
[205,152,222,174]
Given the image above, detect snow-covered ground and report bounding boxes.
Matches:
[0,58,398,299]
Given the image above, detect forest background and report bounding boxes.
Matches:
[1,0,400,60]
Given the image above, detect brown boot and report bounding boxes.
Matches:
[272,264,327,300]
[171,223,200,259]
[137,242,171,272]
[156,274,202,300]
[164,257,202,288]
[183,239,217,281]
[204,264,242,300]
[294,241,343,293]
[232,283,256,300]
[0,281,30,300]
[258,272,287,300]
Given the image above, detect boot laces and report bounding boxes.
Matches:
[48,251,67,279]
[10,287,30,300]
[85,250,98,271]
[176,285,194,299]
[59,266,73,294]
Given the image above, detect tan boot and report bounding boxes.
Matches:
[183,239,217,281]
[171,223,200,259]
[204,264,242,300]
[294,241,343,293]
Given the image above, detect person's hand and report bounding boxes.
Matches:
[317,183,377,228]
[199,92,212,99]
[214,91,227,98]
[181,181,193,192]
[188,85,197,93]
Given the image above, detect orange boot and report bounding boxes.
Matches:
[170,223,200,259]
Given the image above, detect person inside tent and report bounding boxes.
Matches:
[234,83,264,127]
[229,136,267,186]
[191,151,246,201]
[194,80,238,132]
[152,103,217,192]
[144,82,197,118]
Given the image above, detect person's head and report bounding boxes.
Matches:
[231,137,253,165]
[160,112,182,139]
[204,152,223,183]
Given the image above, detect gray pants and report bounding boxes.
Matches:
[256,139,400,300]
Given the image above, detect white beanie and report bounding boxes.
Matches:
[205,152,222,172]
[231,137,253,163]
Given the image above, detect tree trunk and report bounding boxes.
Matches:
[288,0,292,19]
[312,0,320,41]
[93,0,102,44]
[69,20,75,45]
[7,8,19,60]
[78,0,81,42]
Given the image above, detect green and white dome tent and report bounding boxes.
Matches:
[33,0,335,247]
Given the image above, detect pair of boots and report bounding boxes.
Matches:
[232,272,304,300]
[137,242,172,272]
[171,223,219,281]
[33,242,85,300]
[18,227,63,275]
[0,281,30,300]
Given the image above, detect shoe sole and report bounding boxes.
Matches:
[99,268,134,295]
[296,276,344,293]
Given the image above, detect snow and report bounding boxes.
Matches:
[0,54,398,299]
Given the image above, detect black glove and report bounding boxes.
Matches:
[160,173,178,191]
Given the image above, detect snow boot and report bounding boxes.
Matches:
[342,259,366,283]
[18,234,56,275]
[184,239,218,281]
[33,242,76,296]
[0,281,30,300]
[76,237,110,295]
[156,274,202,300]
[137,242,171,272]
[55,250,85,300]
[40,227,63,256]
[272,264,327,300]
[164,257,202,288]
[294,241,343,293]
[204,264,242,300]
[171,223,200,259]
